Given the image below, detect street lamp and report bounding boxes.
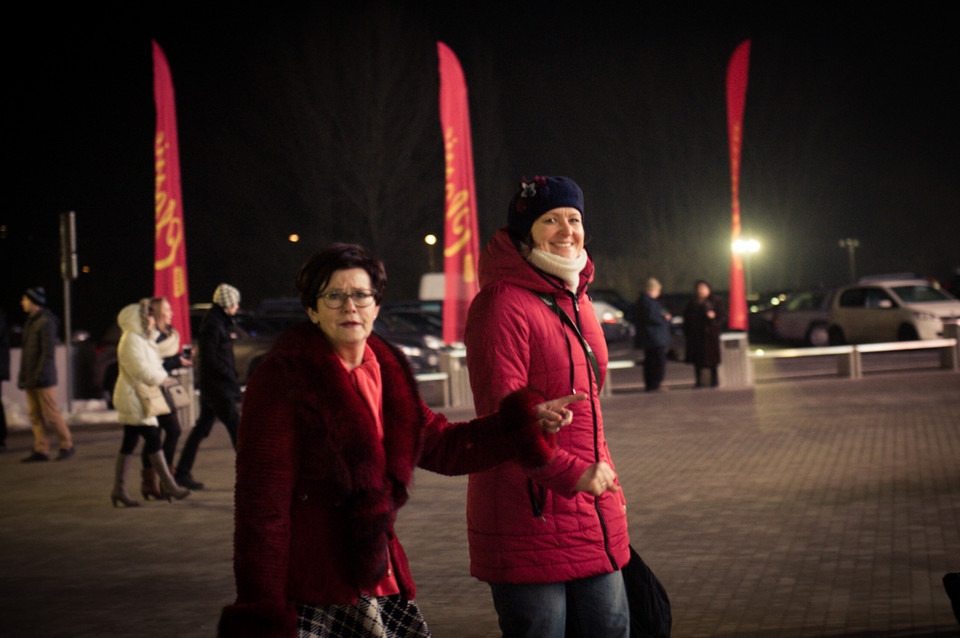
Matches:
[733,238,760,299]
[839,238,859,282]
[424,234,438,271]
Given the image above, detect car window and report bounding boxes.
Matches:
[863,288,895,309]
[839,288,866,308]
[891,285,954,303]
[786,292,818,311]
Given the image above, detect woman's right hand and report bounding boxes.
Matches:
[575,461,619,497]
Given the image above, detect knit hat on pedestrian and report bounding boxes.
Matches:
[212,283,241,308]
[25,287,46,306]
[507,176,584,241]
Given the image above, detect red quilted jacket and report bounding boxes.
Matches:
[464,228,630,584]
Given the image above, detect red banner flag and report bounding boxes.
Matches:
[726,39,751,331]
[152,41,191,345]
[437,42,480,345]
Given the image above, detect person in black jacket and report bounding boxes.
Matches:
[635,278,672,392]
[174,283,241,489]
[0,306,9,451]
[18,287,75,461]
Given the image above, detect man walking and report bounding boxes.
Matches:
[175,283,241,489]
[19,287,74,462]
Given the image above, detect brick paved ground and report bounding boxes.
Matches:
[1,369,958,637]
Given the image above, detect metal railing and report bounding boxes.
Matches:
[418,324,960,406]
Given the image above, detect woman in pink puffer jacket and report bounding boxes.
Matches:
[465,176,630,637]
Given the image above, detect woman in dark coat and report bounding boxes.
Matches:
[218,243,582,638]
[682,279,724,387]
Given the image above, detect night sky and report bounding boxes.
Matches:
[5,1,958,338]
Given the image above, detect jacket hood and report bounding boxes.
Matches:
[117,303,146,336]
[478,227,594,296]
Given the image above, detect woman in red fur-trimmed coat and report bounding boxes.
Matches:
[218,244,583,638]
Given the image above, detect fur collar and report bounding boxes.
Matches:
[263,322,425,587]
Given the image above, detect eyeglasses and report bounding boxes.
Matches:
[317,289,376,309]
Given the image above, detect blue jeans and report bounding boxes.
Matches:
[489,570,629,638]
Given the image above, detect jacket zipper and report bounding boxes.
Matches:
[571,294,619,571]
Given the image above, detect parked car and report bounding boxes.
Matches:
[591,299,635,345]
[80,321,124,402]
[827,277,960,344]
[761,288,836,347]
[373,311,446,373]
[589,288,636,324]
[256,297,306,334]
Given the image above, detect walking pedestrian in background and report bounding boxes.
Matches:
[18,287,74,462]
[0,306,9,452]
[110,300,190,507]
[175,283,241,490]
[139,296,191,499]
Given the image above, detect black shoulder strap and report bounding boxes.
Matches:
[534,291,603,390]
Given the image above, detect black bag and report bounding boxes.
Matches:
[623,545,671,638]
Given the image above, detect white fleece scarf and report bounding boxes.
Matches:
[527,248,588,292]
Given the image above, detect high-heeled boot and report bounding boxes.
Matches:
[111,454,141,508]
[148,451,190,501]
[140,467,164,500]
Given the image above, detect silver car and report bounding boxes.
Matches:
[828,277,960,344]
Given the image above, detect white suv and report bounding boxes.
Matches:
[828,277,960,344]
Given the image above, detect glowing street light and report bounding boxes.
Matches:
[733,238,760,298]
[424,234,438,271]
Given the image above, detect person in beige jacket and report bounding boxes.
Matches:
[110,299,189,507]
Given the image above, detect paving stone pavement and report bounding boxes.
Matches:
[1,369,958,637]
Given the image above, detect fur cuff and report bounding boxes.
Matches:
[499,387,557,468]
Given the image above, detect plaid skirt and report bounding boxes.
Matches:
[296,594,432,638]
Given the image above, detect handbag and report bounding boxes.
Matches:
[162,377,192,409]
[135,381,171,417]
[623,545,672,638]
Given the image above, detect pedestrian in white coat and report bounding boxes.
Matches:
[110,299,189,507]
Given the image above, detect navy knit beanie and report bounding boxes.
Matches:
[507,176,584,241]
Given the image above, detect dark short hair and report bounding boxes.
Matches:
[295,243,387,310]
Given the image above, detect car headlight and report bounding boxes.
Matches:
[912,310,937,321]
[399,345,424,358]
[423,335,445,350]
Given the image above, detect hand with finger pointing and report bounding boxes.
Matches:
[534,393,587,433]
